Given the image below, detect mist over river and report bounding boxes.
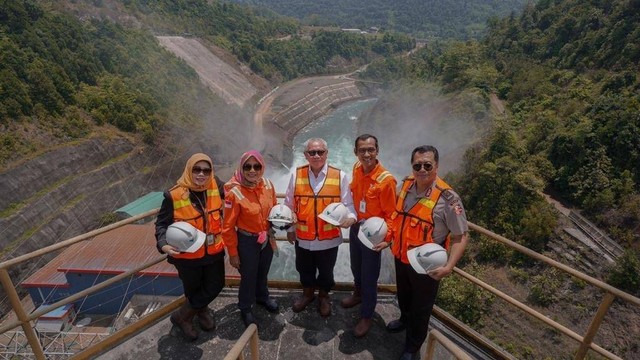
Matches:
[266,99,396,284]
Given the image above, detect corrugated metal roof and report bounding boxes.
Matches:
[22,223,177,288]
[22,252,71,288]
[114,192,164,218]
[57,223,175,275]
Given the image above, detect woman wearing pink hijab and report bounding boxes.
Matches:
[222,150,279,327]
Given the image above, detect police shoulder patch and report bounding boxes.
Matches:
[441,189,454,201]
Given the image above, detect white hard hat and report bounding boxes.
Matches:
[268,204,294,230]
[318,202,349,226]
[407,243,448,274]
[358,217,387,249]
[166,222,206,253]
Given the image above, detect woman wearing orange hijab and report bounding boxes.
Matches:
[222,150,278,327]
[155,153,226,341]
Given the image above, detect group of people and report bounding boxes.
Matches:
[155,135,468,360]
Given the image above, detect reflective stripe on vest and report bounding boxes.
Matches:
[170,185,224,259]
[294,165,342,240]
[390,176,451,264]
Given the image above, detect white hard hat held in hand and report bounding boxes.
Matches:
[166,222,206,253]
[268,204,294,230]
[358,217,388,249]
[318,202,349,226]
[407,243,448,274]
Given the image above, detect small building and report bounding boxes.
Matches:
[114,191,164,220]
[22,223,182,315]
[34,304,76,333]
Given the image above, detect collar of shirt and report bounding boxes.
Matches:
[307,163,329,189]
[408,181,433,198]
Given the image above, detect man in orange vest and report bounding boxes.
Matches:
[284,138,357,317]
[386,145,468,360]
[342,134,397,337]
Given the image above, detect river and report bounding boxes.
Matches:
[267,98,396,284]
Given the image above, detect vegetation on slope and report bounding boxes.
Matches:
[0,0,414,166]
[224,0,529,39]
[358,0,639,357]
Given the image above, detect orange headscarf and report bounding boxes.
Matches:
[176,153,215,192]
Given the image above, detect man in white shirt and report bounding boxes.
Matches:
[285,138,357,317]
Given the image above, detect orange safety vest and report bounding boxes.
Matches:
[170,185,224,259]
[390,176,452,264]
[294,165,342,240]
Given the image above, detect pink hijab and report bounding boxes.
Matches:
[230,150,265,187]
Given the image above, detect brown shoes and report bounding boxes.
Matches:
[196,307,215,331]
[292,287,316,312]
[340,288,362,308]
[170,303,198,341]
[354,317,372,337]
[318,290,331,317]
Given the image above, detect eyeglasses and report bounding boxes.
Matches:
[242,163,263,172]
[192,166,212,175]
[357,147,377,155]
[412,163,434,172]
[306,150,326,157]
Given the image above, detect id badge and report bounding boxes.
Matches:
[206,234,214,245]
[257,231,267,244]
[359,200,366,213]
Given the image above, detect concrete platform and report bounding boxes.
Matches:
[100,289,416,360]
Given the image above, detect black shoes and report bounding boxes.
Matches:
[386,319,406,333]
[240,310,256,327]
[257,298,279,313]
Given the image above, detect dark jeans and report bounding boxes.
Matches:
[237,231,274,311]
[349,222,381,318]
[395,257,440,353]
[175,259,225,310]
[295,241,339,292]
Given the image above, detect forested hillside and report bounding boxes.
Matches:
[356,0,640,357]
[0,0,413,167]
[225,0,529,39]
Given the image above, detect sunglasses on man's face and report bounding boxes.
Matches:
[412,163,434,172]
[306,150,326,157]
[192,166,212,175]
[242,163,263,172]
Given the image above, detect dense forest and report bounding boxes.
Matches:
[0,0,413,166]
[362,0,640,291]
[225,0,529,39]
[1,0,639,357]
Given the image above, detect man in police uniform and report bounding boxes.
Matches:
[284,138,357,317]
[386,145,468,360]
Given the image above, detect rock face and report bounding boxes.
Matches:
[0,136,191,314]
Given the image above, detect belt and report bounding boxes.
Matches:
[237,228,259,237]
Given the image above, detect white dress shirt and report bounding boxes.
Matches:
[284,163,356,251]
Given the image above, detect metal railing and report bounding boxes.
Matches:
[424,329,473,360]
[0,207,639,359]
[223,324,259,360]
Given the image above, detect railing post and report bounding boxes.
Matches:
[0,269,45,360]
[574,292,616,360]
[424,331,437,360]
[250,327,259,360]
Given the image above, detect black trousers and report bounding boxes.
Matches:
[349,223,381,318]
[175,259,225,310]
[237,231,274,311]
[395,257,440,353]
[295,241,339,292]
